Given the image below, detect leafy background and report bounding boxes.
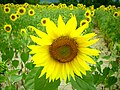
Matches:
[0,2,120,90]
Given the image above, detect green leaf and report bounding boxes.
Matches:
[103,67,110,77]
[5,85,15,90]
[10,75,22,83]
[105,76,117,87]
[12,60,19,68]
[110,61,119,72]
[25,67,60,90]
[25,62,34,70]
[20,52,29,63]
[0,75,6,83]
[71,72,96,90]
[8,69,19,75]
[35,75,60,90]
[25,67,42,89]
[102,55,110,59]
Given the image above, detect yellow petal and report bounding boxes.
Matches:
[65,63,70,81]
[46,59,56,79]
[46,19,59,39]
[30,35,52,46]
[71,60,82,78]
[79,48,100,56]
[73,57,86,75]
[66,15,77,35]
[62,63,67,81]
[28,45,48,54]
[77,39,99,47]
[58,15,66,36]
[28,26,48,38]
[82,33,97,40]
[77,55,91,71]
[70,25,87,38]
[79,54,96,64]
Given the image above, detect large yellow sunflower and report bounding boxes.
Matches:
[28,15,100,82]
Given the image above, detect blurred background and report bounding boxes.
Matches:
[0,0,120,7]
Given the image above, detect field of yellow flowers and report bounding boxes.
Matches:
[0,3,120,90]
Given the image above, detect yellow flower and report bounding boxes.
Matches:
[28,15,100,82]
[20,29,26,34]
[28,9,35,16]
[4,24,12,33]
[86,16,92,23]
[17,7,26,15]
[91,11,95,16]
[10,14,17,21]
[80,19,89,28]
[84,9,91,17]
[69,4,74,10]
[4,7,10,13]
[113,12,119,17]
[41,18,50,26]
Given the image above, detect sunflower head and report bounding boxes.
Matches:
[4,7,10,13]
[20,29,26,34]
[17,7,26,15]
[69,4,74,10]
[41,18,50,26]
[86,16,92,23]
[91,11,95,16]
[80,19,89,28]
[10,14,17,21]
[28,15,99,82]
[113,12,119,17]
[4,24,12,33]
[28,9,35,16]
[85,10,91,17]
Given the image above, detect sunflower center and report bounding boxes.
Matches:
[6,26,10,31]
[30,11,33,14]
[20,9,24,13]
[49,36,78,63]
[43,20,46,24]
[12,15,15,19]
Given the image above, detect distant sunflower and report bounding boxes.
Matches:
[28,15,99,82]
[41,18,50,26]
[17,7,26,15]
[86,16,92,23]
[69,4,73,10]
[4,7,10,13]
[91,11,95,16]
[85,10,91,17]
[80,19,89,28]
[113,12,119,17]
[10,14,17,21]
[28,9,35,16]
[20,29,26,34]
[4,24,12,33]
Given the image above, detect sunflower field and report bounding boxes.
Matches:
[0,3,120,90]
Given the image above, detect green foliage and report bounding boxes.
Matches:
[0,3,120,90]
[71,72,96,90]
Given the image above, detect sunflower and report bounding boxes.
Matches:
[28,9,35,16]
[69,4,74,10]
[86,16,92,23]
[41,18,50,26]
[28,15,99,82]
[80,19,89,28]
[113,12,119,17]
[84,9,91,17]
[10,14,17,21]
[17,7,26,15]
[4,24,12,33]
[20,29,26,34]
[4,7,10,13]
[91,11,95,16]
